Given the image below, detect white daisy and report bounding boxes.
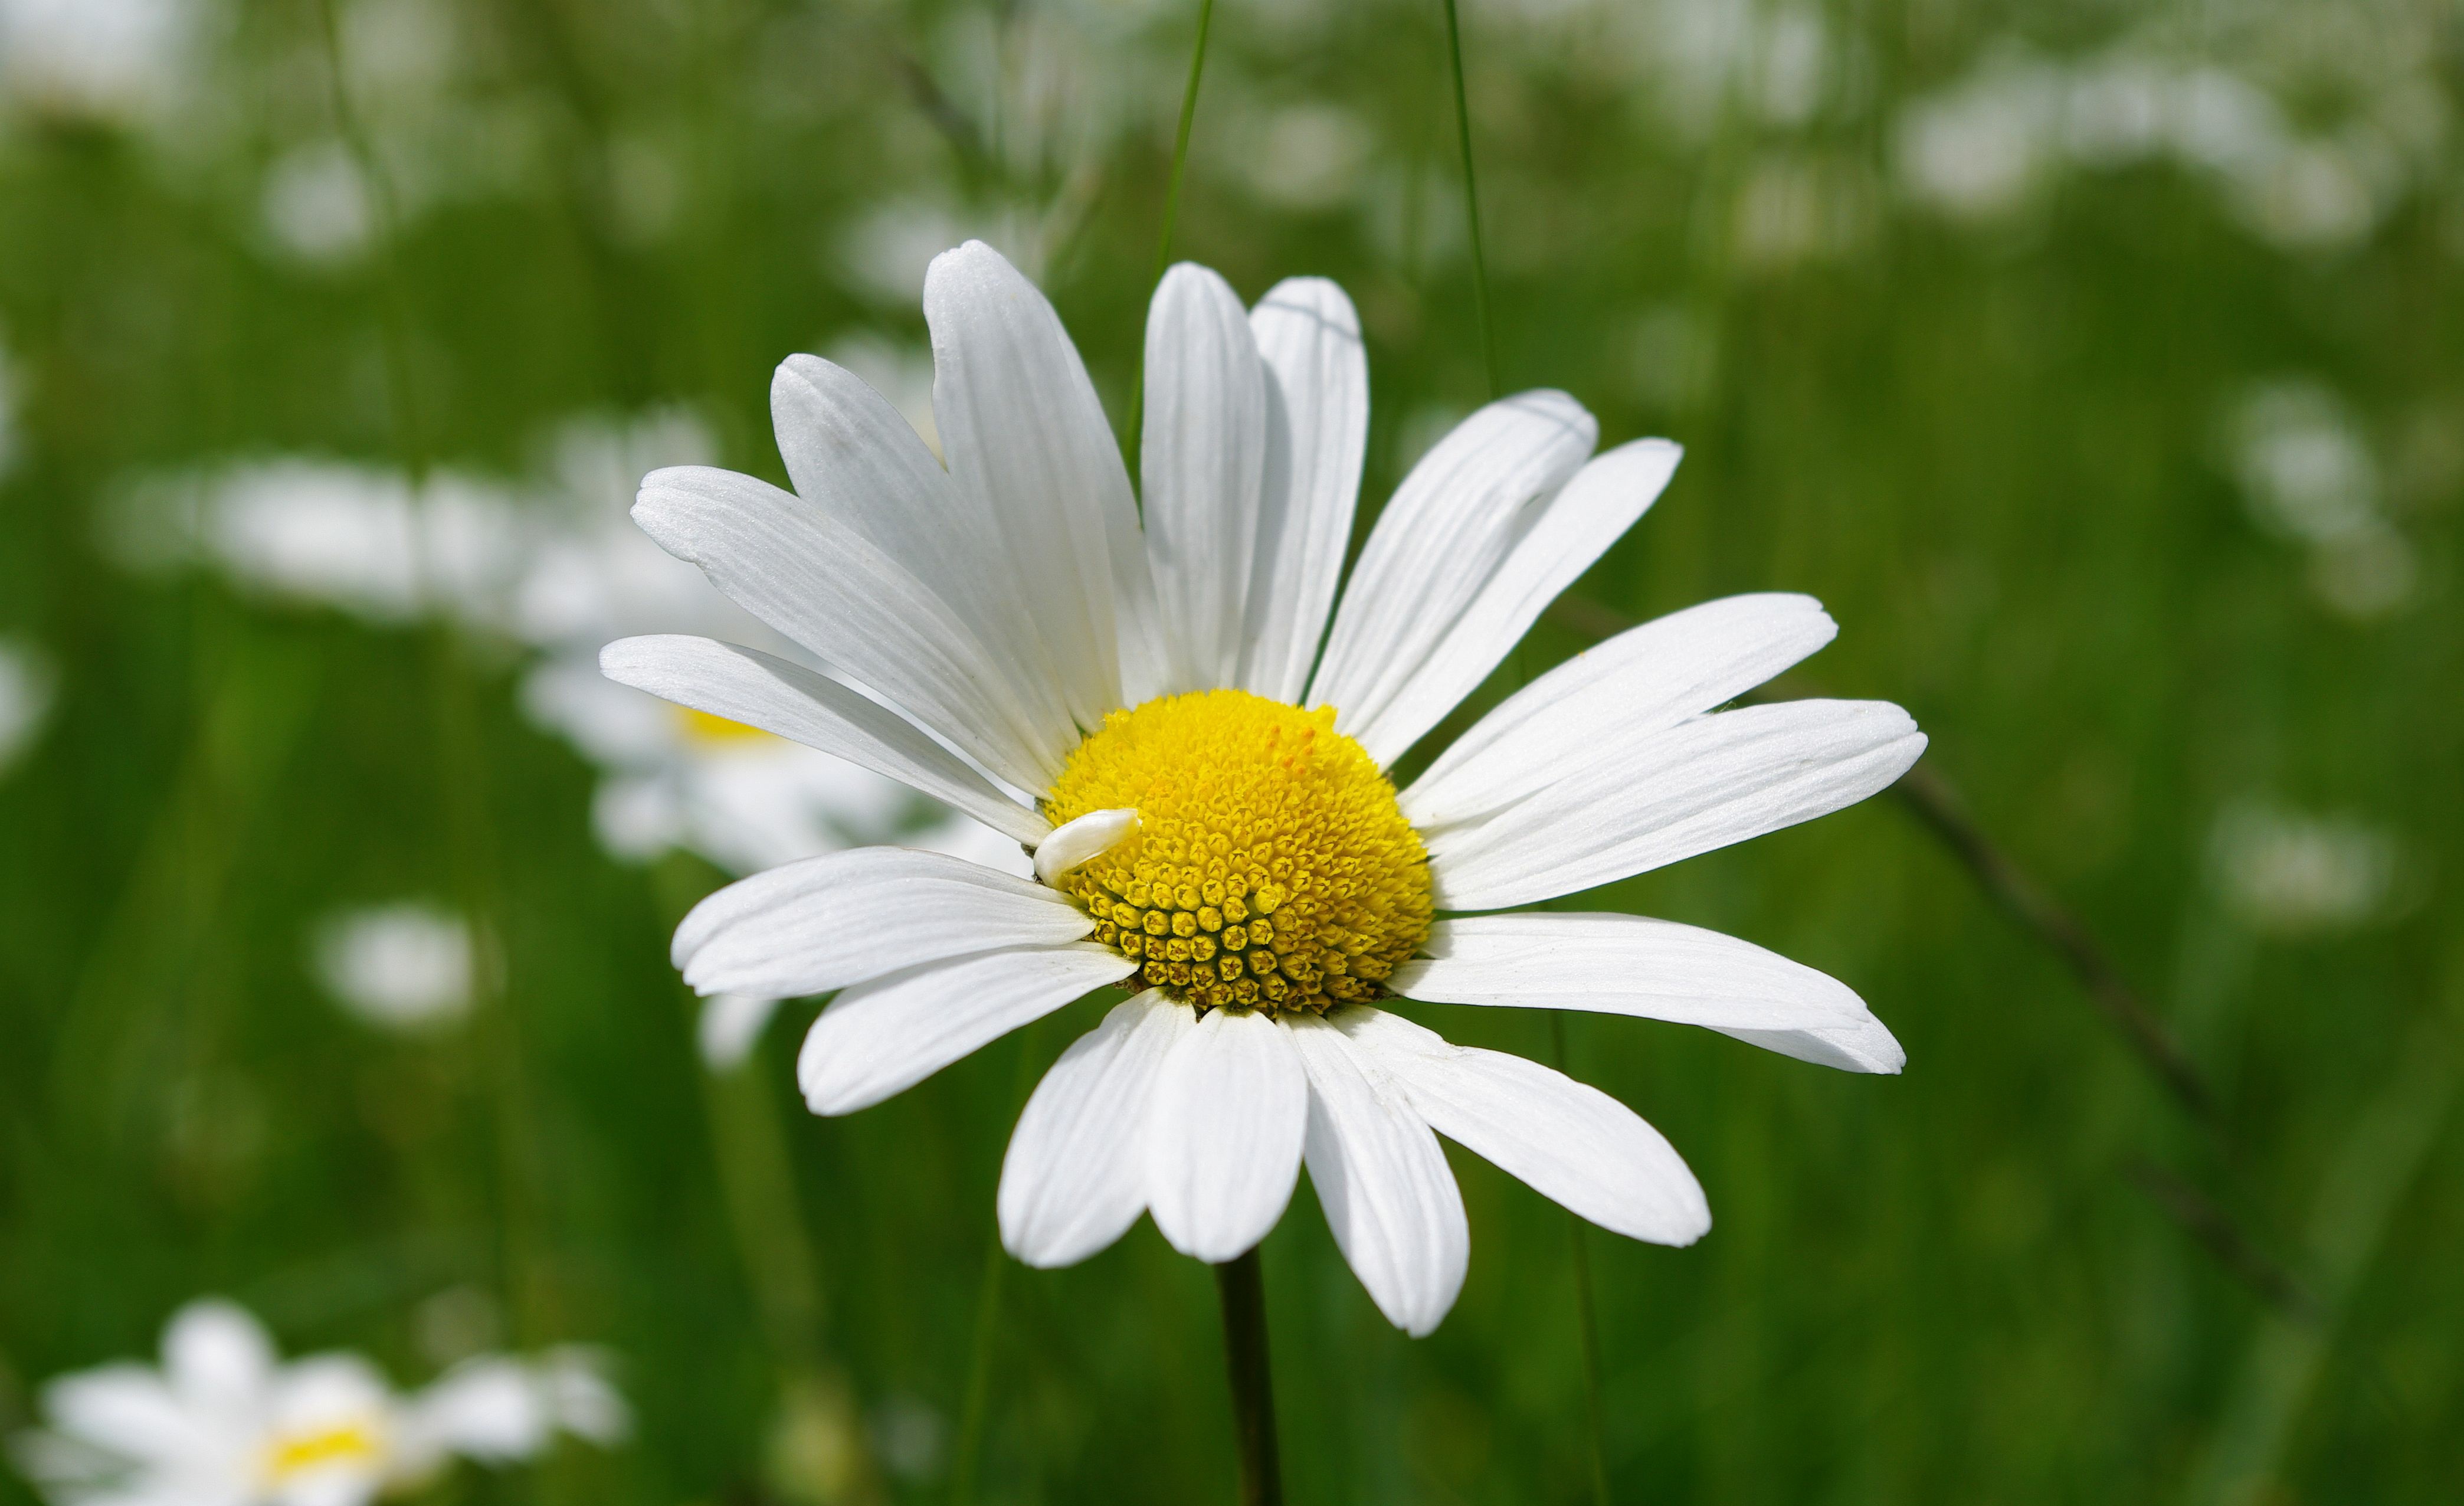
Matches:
[605,240,1925,1335]
[12,1298,625,1506]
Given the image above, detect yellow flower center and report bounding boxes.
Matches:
[263,1422,385,1481]
[1042,689,1432,1017]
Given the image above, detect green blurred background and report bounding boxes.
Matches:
[2,0,2458,1501]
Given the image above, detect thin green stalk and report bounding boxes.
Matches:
[1123,0,1218,461]
[948,1031,1044,1504]
[1552,1014,1614,1506]
[1440,0,1499,397]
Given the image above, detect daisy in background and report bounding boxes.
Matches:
[0,634,57,776]
[12,1298,624,1506]
[609,239,1924,1335]
[106,411,1018,1068]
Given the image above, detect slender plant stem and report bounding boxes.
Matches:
[1214,1249,1283,1506]
[1152,0,1218,291]
[1440,0,1499,397]
[1551,1016,1614,1506]
[947,1032,1043,1504]
[1123,0,1218,461]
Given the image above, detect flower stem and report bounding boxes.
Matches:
[1213,1249,1283,1506]
[1440,0,1500,399]
[1552,1014,1614,1506]
[1124,0,1218,463]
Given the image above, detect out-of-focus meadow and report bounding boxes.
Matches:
[2,0,2459,1500]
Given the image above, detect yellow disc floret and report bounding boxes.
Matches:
[1042,689,1433,1016]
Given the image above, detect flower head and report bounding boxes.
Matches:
[14,1299,624,1506]
[611,241,1924,1334]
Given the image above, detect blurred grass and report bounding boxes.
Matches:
[3,0,2461,1502]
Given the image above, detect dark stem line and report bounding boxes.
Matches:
[1440,0,1500,398]
[1551,1015,1614,1506]
[1123,0,1218,461]
[2125,1159,2320,1325]
[1214,1249,1284,1506]
[1542,592,2219,1125]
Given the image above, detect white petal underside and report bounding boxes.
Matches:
[599,634,1046,845]
[1285,1016,1469,1337]
[1427,699,1928,911]
[1404,592,1837,829]
[998,991,1193,1267]
[1353,437,1680,767]
[673,847,1090,1000]
[797,943,1135,1115]
[1142,263,1267,693]
[925,241,1162,723]
[1338,1007,1710,1246]
[1309,392,1600,766]
[769,354,1077,754]
[631,466,1063,791]
[1145,1007,1308,1262]
[1237,277,1367,704]
[1394,914,1905,1073]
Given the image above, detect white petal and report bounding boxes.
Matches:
[1284,1016,1468,1337]
[1033,807,1140,885]
[696,993,784,1069]
[925,241,1162,722]
[998,991,1193,1267]
[1404,592,1836,828]
[1237,278,1368,704]
[1428,699,1927,911]
[404,1358,549,1463]
[1393,914,1904,1073]
[41,1367,215,1464]
[162,1300,276,1413]
[600,634,1047,846]
[796,943,1135,1115]
[1351,438,1680,766]
[769,354,1078,755]
[1145,1009,1308,1262]
[674,847,1092,1000]
[631,465,1064,791]
[1309,391,1597,763]
[1338,1007,1709,1246]
[1142,263,1269,692]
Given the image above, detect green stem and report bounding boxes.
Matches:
[947,1031,1044,1503]
[1123,0,1218,462]
[1214,1248,1284,1506]
[1440,0,1500,398]
[1552,1014,1613,1506]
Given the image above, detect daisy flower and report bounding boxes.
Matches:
[12,1298,625,1506]
[607,240,1925,1334]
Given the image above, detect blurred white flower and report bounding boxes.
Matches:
[106,459,535,627]
[261,142,376,266]
[313,902,476,1030]
[866,1393,948,1485]
[1236,103,1374,213]
[0,0,195,125]
[2226,379,2417,619]
[11,1298,623,1506]
[2208,804,2400,936]
[1731,151,1877,270]
[0,636,54,775]
[1894,5,2449,255]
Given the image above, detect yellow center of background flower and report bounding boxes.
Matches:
[263,1422,384,1481]
[1043,689,1432,1016]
